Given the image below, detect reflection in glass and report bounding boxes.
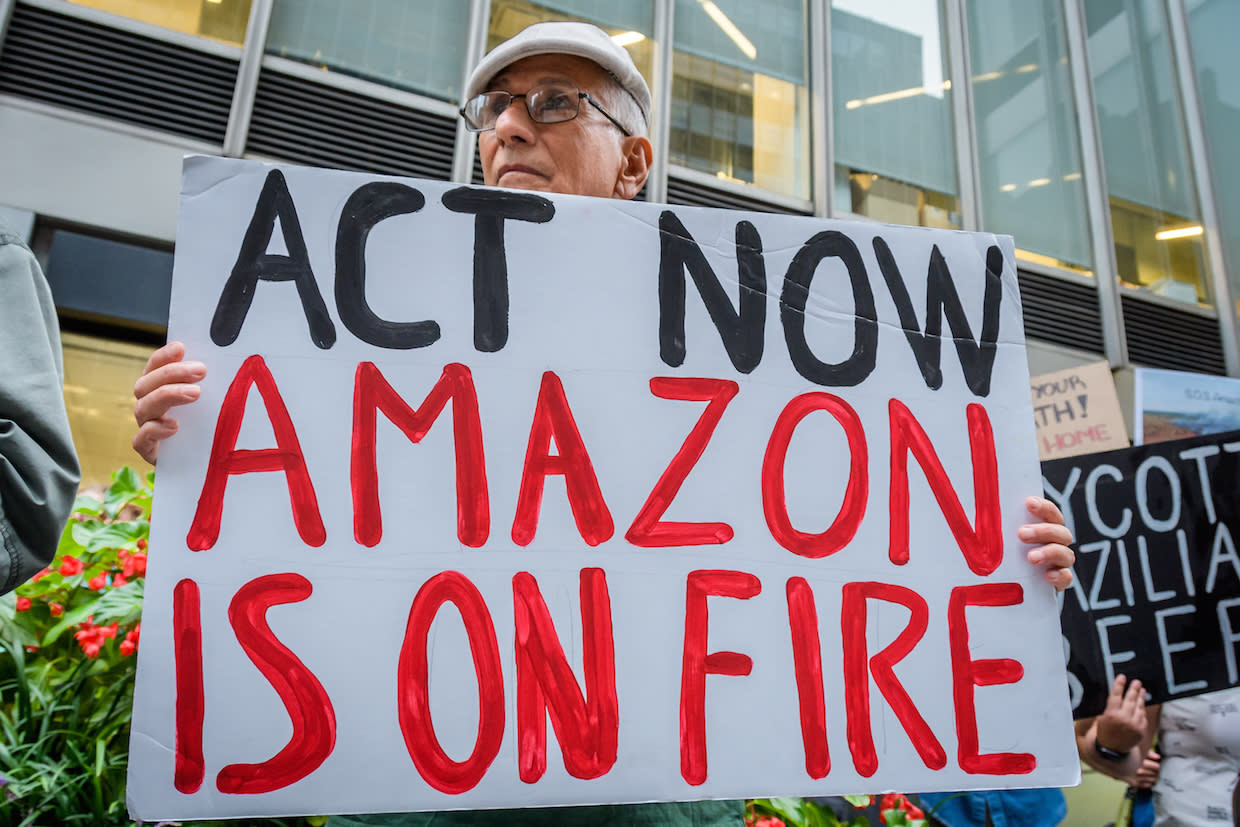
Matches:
[61,333,155,488]
[670,0,809,199]
[1086,0,1210,305]
[967,0,1092,274]
[67,0,251,45]
[266,0,470,102]
[488,1,656,91]
[831,0,959,228]
[1187,0,1240,311]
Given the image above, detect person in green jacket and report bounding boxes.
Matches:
[0,223,80,595]
[132,20,1077,826]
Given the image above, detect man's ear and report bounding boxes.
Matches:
[613,136,653,200]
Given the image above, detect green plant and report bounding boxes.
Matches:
[747,793,927,827]
[0,467,326,827]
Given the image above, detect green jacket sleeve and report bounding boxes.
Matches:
[0,228,81,594]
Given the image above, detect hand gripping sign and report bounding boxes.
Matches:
[127,156,1079,820]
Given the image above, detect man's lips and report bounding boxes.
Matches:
[497,164,547,180]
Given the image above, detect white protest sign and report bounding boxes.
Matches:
[128,156,1079,820]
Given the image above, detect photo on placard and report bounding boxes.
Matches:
[1134,367,1240,445]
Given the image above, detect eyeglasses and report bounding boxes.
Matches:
[460,84,632,137]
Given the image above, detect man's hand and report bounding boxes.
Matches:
[132,341,206,465]
[1133,749,1160,790]
[1020,496,1075,591]
[1097,675,1148,754]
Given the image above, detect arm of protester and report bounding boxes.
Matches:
[0,232,81,594]
[1021,496,1075,591]
[1074,675,1159,784]
[132,341,206,466]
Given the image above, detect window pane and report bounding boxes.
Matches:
[1086,0,1210,305]
[489,1,656,85]
[1187,0,1240,312]
[968,0,1093,274]
[61,333,154,489]
[67,0,251,45]
[832,0,959,228]
[266,0,471,102]
[670,0,810,200]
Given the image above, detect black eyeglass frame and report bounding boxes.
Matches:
[460,88,632,137]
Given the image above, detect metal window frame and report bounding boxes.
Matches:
[223,0,273,157]
[1165,0,1238,375]
[943,0,980,231]
[645,0,673,204]
[452,0,491,184]
[1062,0,1129,367]
[810,0,830,218]
[0,0,16,51]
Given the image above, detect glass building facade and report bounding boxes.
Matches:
[0,0,1238,479]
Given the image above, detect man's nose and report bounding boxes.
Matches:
[493,99,536,144]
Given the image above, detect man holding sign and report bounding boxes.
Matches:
[131,21,1077,827]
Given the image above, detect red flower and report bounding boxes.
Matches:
[14,597,30,612]
[881,794,922,825]
[123,552,147,578]
[49,602,63,617]
[74,618,119,659]
[88,573,108,590]
[58,556,84,576]
[119,624,141,657]
[30,568,50,582]
[112,572,128,588]
[136,538,147,551]
[748,817,785,827]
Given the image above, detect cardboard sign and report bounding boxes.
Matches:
[127,156,1079,820]
[1134,367,1240,445]
[1030,361,1128,460]
[1043,430,1240,719]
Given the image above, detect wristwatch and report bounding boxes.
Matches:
[1095,740,1127,761]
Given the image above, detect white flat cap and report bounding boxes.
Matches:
[464,21,652,128]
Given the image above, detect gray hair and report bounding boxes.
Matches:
[598,70,647,138]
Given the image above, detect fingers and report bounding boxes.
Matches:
[1039,564,1073,591]
[1107,674,1128,704]
[1122,677,1145,714]
[133,418,178,466]
[1019,520,1074,548]
[140,341,185,377]
[133,381,202,428]
[132,342,205,467]
[1026,540,1075,591]
[134,356,206,403]
[1026,496,1065,526]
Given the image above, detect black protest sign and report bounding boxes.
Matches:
[1043,429,1240,718]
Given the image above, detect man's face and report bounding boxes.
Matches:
[478,54,635,198]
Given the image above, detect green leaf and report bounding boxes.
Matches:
[103,467,144,517]
[71,520,148,554]
[844,795,873,808]
[71,495,104,516]
[765,797,810,827]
